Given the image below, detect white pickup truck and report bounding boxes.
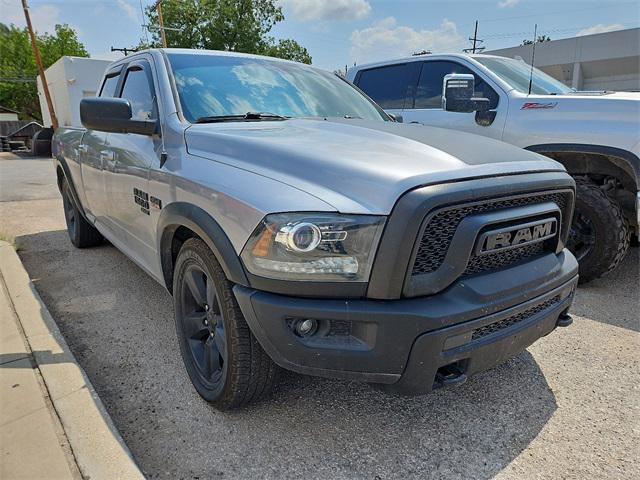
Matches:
[347,53,639,283]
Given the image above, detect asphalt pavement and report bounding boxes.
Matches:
[1,154,638,479]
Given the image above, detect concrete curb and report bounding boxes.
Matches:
[0,241,144,479]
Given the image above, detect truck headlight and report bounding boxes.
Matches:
[241,213,386,282]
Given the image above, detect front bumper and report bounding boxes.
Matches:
[234,250,579,395]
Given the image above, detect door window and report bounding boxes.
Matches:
[356,64,411,109]
[413,61,499,109]
[120,65,157,120]
[99,73,120,97]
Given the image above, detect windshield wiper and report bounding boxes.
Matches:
[195,112,288,123]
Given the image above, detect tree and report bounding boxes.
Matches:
[521,35,551,46]
[0,23,88,120]
[142,0,311,64]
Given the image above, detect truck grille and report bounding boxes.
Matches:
[411,191,570,276]
[471,295,560,340]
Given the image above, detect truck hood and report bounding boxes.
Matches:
[185,119,565,214]
[516,91,640,123]
[509,92,640,152]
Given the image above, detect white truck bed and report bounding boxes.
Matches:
[37,56,112,128]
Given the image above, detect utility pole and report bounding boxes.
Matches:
[527,24,538,95]
[463,20,485,54]
[22,0,58,128]
[155,0,168,48]
[111,46,139,56]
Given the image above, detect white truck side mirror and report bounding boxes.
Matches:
[442,74,490,113]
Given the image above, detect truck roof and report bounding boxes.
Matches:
[348,53,506,73]
[121,47,309,68]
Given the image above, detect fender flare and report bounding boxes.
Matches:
[525,143,639,190]
[55,156,89,220]
[156,202,249,292]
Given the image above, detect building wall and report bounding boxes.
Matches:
[486,28,640,92]
[0,113,19,121]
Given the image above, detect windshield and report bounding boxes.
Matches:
[167,53,388,123]
[475,56,573,95]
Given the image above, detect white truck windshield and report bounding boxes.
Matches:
[475,56,573,95]
[167,53,388,123]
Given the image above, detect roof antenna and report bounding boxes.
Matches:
[528,23,538,95]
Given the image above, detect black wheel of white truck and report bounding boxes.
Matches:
[567,178,630,284]
[173,238,277,410]
[61,178,103,248]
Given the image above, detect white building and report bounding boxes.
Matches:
[0,106,20,121]
[486,27,640,92]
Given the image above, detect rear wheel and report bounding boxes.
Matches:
[173,238,277,410]
[61,178,103,248]
[567,178,630,283]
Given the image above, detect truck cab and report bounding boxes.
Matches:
[347,53,639,283]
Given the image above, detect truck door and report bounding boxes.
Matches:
[103,58,161,273]
[353,63,414,120]
[79,69,121,226]
[400,60,506,139]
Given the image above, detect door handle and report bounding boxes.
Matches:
[100,150,115,162]
[76,144,88,156]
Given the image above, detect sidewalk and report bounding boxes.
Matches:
[0,274,80,478]
[0,242,143,479]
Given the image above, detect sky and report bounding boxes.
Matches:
[2,0,639,70]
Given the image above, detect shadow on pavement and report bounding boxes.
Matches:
[0,351,71,367]
[571,247,639,332]
[16,229,561,479]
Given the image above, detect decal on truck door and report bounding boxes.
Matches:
[133,188,150,215]
[521,102,558,110]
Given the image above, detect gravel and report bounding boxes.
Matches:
[1,156,638,479]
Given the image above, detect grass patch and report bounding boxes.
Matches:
[0,232,21,252]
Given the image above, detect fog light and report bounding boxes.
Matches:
[295,318,318,337]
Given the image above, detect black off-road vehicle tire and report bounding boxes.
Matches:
[568,178,630,284]
[61,178,103,248]
[173,238,277,410]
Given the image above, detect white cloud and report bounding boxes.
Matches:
[576,23,625,36]
[350,17,465,64]
[1,0,62,34]
[498,0,521,7]
[116,0,138,21]
[279,0,371,22]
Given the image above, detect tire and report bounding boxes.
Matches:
[567,178,630,284]
[61,178,103,248]
[172,238,277,410]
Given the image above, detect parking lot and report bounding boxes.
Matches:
[1,156,638,479]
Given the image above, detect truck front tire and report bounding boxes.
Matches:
[568,178,630,283]
[61,178,103,248]
[173,238,277,410]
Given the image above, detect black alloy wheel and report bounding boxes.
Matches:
[172,238,278,409]
[567,210,595,263]
[177,262,228,395]
[62,187,77,240]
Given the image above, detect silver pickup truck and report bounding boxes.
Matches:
[53,49,578,410]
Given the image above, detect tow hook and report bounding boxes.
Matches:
[434,362,468,389]
[557,313,573,327]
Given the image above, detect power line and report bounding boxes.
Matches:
[483,22,638,39]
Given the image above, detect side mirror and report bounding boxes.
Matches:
[80,97,157,135]
[389,113,403,123]
[442,74,490,113]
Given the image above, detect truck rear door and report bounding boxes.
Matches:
[79,69,121,225]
